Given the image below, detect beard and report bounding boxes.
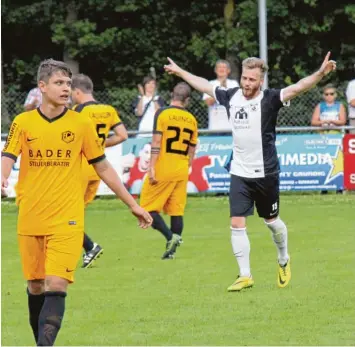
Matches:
[241,85,260,99]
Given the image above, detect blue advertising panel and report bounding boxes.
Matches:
[121,134,344,194]
[276,134,343,191]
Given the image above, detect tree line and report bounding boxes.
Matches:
[2,0,355,92]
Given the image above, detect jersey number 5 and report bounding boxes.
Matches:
[96,124,106,146]
[166,126,193,155]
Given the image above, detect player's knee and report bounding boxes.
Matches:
[264,217,278,224]
[45,276,69,293]
[264,217,287,233]
[231,216,246,229]
[28,279,45,294]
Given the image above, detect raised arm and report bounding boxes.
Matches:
[282,52,336,102]
[164,57,214,97]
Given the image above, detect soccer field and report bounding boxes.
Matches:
[2,194,355,346]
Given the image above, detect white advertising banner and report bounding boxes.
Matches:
[1,141,123,197]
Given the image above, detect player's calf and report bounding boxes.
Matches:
[37,291,66,346]
[171,216,184,245]
[27,280,45,343]
[150,211,173,241]
[37,276,68,346]
[265,217,291,287]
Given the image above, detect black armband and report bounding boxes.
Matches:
[151,147,160,154]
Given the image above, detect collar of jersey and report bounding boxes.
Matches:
[37,107,68,123]
[166,105,185,111]
[75,100,99,113]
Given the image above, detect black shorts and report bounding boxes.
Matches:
[229,174,280,219]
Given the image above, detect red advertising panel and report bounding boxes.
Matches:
[343,134,355,190]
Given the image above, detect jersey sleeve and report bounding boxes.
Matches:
[153,108,165,134]
[1,118,23,161]
[82,119,106,164]
[268,88,290,112]
[110,108,122,129]
[213,86,239,108]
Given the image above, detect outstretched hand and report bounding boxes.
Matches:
[319,52,336,76]
[164,57,182,76]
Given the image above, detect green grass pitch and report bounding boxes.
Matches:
[2,194,355,346]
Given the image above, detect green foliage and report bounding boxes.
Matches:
[2,0,355,93]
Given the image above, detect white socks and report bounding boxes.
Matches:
[265,218,289,266]
[231,227,251,277]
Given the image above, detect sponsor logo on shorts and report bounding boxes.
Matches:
[66,268,74,273]
[68,221,76,225]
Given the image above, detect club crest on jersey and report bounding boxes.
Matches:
[62,131,75,144]
[250,103,259,112]
[232,107,250,129]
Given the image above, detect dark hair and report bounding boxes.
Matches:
[71,74,94,93]
[172,82,191,102]
[37,59,72,83]
[142,75,156,91]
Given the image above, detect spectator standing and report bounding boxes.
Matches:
[311,84,345,195]
[203,60,239,132]
[133,76,165,137]
[311,84,346,133]
[24,87,42,111]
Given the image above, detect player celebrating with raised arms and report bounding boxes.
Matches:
[164,52,336,291]
[71,73,128,268]
[1,59,152,346]
[140,82,198,259]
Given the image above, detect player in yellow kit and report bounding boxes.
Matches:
[1,59,152,346]
[140,82,198,259]
[71,74,128,268]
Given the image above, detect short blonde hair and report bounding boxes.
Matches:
[323,83,336,93]
[242,57,269,75]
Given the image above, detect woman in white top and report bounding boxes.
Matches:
[202,60,239,131]
[133,76,165,137]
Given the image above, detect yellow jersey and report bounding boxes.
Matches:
[153,106,198,181]
[2,108,105,235]
[73,101,122,181]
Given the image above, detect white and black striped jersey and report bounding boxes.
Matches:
[214,86,288,178]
